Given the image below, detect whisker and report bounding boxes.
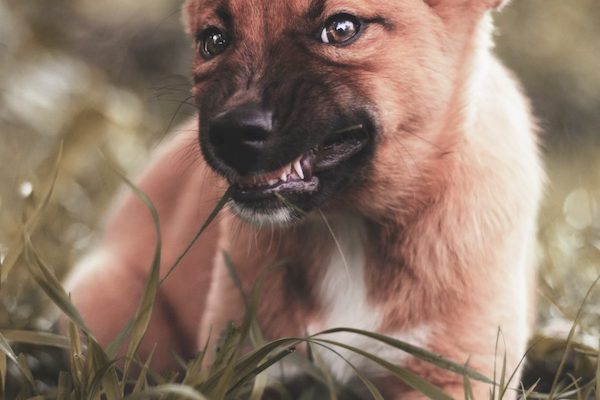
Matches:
[318,210,351,280]
[159,95,196,137]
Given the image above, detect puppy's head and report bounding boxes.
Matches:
[184,0,504,225]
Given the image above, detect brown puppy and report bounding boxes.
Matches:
[65,0,543,398]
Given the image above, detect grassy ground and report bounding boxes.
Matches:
[0,0,599,398]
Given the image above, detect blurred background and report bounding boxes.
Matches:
[0,0,599,391]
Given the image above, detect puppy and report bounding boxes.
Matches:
[65,0,543,398]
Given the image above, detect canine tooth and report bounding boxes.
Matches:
[293,160,304,180]
[301,157,313,179]
[268,179,278,186]
[280,171,288,182]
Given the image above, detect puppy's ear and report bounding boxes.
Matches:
[182,0,195,35]
[426,0,509,11]
[485,0,510,10]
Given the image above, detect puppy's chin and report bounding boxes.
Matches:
[229,201,295,227]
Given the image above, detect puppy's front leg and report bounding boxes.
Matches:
[64,251,188,371]
[64,124,223,372]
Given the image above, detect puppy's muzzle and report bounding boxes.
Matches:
[207,104,273,174]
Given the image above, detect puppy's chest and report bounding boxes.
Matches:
[288,220,430,383]
[307,221,378,334]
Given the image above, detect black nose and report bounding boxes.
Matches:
[207,104,273,174]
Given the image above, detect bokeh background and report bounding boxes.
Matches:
[0,0,599,390]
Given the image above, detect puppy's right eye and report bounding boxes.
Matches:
[320,14,361,45]
[198,27,229,59]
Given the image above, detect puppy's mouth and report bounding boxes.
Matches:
[230,125,370,204]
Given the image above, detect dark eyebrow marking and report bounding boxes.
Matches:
[306,0,327,21]
[216,0,233,29]
[365,16,396,31]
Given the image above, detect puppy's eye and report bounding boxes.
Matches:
[320,14,361,45]
[198,27,228,59]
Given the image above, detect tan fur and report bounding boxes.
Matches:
[65,0,543,398]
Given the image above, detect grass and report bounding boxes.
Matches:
[0,151,598,400]
[1,1,599,398]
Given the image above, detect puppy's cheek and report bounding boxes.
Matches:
[349,147,389,212]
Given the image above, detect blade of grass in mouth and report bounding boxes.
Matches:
[331,124,364,135]
[160,186,233,285]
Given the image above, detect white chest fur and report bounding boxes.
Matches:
[307,217,431,384]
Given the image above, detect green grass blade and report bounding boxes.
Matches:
[57,370,72,399]
[521,379,539,399]
[499,340,537,400]
[160,186,233,285]
[205,258,290,397]
[0,333,35,390]
[548,275,600,399]
[105,318,133,359]
[499,351,507,399]
[226,347,296,396]
[125,384,209,400]
[0,330,71,349]
[596,339,600,400]
[102,157,162,382]
[249,368,269,400]
[239,258,287,334]
[331,124,364,135]
[201,337,303,393]
[67,322,84,395]
[310,341,384,400]
[85,340,121,400]
[243,261,289,350]
[222,251,248,306]
[16,353,37,394]
[314,338,454,400]
[208,324,244,399]
[463,373,474,400]
[132,346,156,394]
[493,329,507,400]
[1,143,63,285]
[492,329,501,400]
[308,341,338,400]
[315,327,493,384]
[204,256,296,394]
[182,336,210,387]
[24,239,94,338]
[0,351,5,396]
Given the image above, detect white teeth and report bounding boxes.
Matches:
[293,160,304,180]
[238,157,307,188]
[279,164,292,182]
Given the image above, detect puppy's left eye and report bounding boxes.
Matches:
[320,14,361,45]
[198,27,229,59]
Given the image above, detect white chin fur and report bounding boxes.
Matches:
[230,201,294,227]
